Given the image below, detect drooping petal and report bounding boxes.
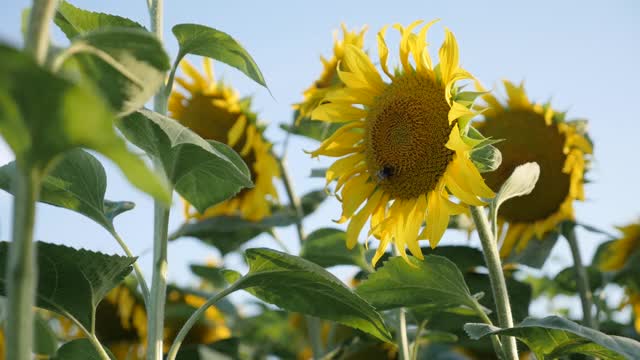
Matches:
[438,29,460,85]
[312,103,367,122]
[377,25,393,79]
[228,115,247,147]
[346,190,384,248]
[340,174,376,219]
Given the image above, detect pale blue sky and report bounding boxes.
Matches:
[1,1,639,311]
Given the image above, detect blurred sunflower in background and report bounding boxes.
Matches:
[92,283,231,359]
[476,81,593,257]
[294,24,367,123]
[169,59,280,222]
[597,220,640,333]
[308,20,495,265]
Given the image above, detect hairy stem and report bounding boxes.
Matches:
[565,223,596,329]
[145,1,171,359]
[6,169,41,360]
[470,206,518,360]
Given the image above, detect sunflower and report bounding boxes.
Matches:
[294,24,367,123]
[169,59,280,221]
[476,81,593,257]
[599,221,640,271]
[308,20,495,265]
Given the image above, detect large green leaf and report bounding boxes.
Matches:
[54,2,166,115]
[33,312,58,356]
[0,44,170,203]
[172,24,266,88]
[57,27,170,116]
[52,339,115,360]
[356,255,480,312]
[300,228,369,270]
[55,0,145,38]
[465,316,640,360]
[233,248,391,342]
[0,242,135,331]
[169,190,326,254]
[0,149,134,234]
[119,109,252,211]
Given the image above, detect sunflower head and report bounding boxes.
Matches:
[294,24,367,124]
[599,221,640,272]
[476,80,593,257]
[169,59,280,222]
[308,20,495,266]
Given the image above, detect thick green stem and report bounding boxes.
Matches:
[146,1,171,359]
[565,224,596,329]
[165,283,240,360]
[279,158,305,243]
[470,206,518,360]
[146,200,170,360]
[25,0,58,64]
[397,308,410,360]
[6,169,41,360]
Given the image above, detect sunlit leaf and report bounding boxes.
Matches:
[172,24,266,88]
[356,255,479,312]
[56,27,170,115]
[491,162,540,217]
[465,316,640,360]
[235,248,392,341]
[119,109,253,211]
[55,1,145,38]
[0,44,170,203]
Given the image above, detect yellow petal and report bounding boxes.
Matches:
[312,103,367,123]
[414,19,439,74]
[438,29,460,85]
[340,174,376,219]
[239,125,256,156]
[426,189,450,248]
[448,101,475,124]
[342,45,385,93]
[395,20,423,72]
[346,190,384,248]
[377,25,393,79]
[323,88,375,106]
[228,115,247,147]
[325,153,366,186]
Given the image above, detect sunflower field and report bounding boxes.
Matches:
[1,1,639,359]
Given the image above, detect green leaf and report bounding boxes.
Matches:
[57,27,170,115]
[356,255,479,311]
[52,339,115,360]
[55,1,145,38]
[504,230,560,269]
[470,143,502,173]
[0,241,136,331]
[0,44,170,203]
[464,316,640,360]
[554,265,604,295]
[280,111,343,142]
[0,149,134,234]
[172,24,266,88]
[491,162,540,217]
[235,248,392,341]
[34,312,58,356]
[190,264,229,289]
[119,109,252,211]
[419,246,485,272]
[300,228,369,270]
[169,190,326,254]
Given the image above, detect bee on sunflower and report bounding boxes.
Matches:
[308,20,495,265]
[476,81,593,257]
[169,59,280,222]
[294,24,367,123]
